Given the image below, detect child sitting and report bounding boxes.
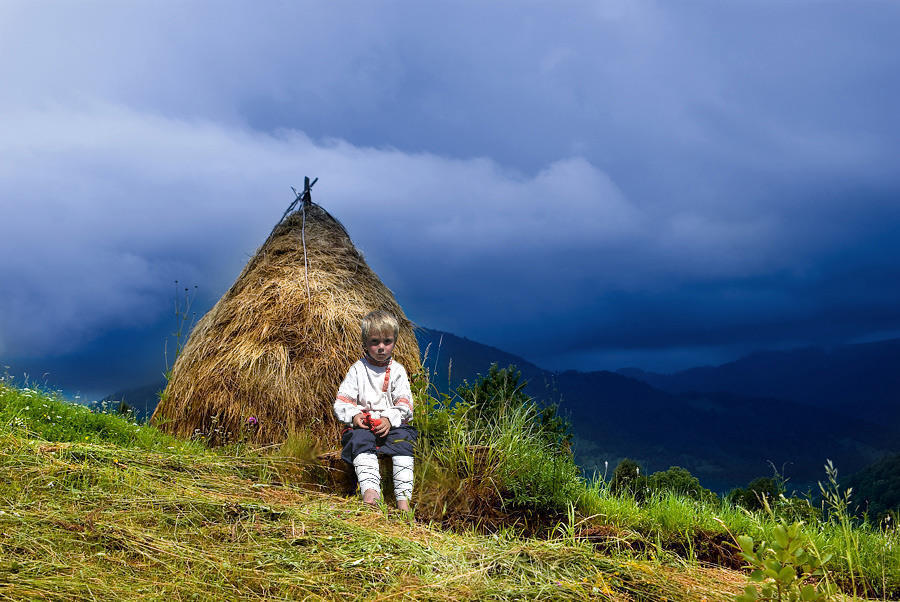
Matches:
[333,310,416,511]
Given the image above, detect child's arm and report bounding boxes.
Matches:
[381,364,414,428]
[334,365,362,425]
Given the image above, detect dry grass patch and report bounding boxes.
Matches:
[1,425,751,601]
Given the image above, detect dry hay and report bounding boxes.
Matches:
[151,202,421,447]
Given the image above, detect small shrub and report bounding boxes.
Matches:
[411,368,584,528]
[610,458,649,500]
[730,477,782,511]
[455,363,529,424]
[735,520,836,601]
[455,363,573,454]
[647,466,718,504]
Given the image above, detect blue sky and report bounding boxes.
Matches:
[2,1,900,399]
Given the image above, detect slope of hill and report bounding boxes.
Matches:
[11,379,900,600]
[2,381,757,600]
[618,338,900,422]
[845,453,900,519]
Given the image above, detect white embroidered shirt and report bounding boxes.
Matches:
[333,357,414,428]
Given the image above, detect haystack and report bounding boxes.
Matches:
[151,195,421,447]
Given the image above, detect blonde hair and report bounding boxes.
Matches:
[361,310,399,342]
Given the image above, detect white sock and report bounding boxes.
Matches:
[392,455,414,502]
[353,453,381,497]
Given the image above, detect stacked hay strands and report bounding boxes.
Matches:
[152,183,421,447]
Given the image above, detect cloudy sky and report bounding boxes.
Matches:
[2,1,900,398]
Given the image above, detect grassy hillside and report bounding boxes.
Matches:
[2,380,898,600]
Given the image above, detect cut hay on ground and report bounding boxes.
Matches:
[152,201,421,447]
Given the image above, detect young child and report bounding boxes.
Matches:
[334,310,416,510]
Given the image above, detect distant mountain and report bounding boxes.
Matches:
[104,329,900,492]
[559,377,891,492]
[415,327,559,401]
[617,338,900,421]
[96,381,166,421]
[418,329,898,491]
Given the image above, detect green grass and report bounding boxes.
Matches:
[576,483,900,598]
[0,382,746,600]
[409,376,900,598]
[0,382,199,452]
[2,380,898,600]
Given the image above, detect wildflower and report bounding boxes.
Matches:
[248,416,258,426]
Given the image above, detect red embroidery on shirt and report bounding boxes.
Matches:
[336,394,356,405]
[383,361,391,393]
[396,398,413,409]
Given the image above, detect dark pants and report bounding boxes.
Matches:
[340,424,417,465]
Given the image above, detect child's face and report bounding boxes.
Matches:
[365,330,395,363]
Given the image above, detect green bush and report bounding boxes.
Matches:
[455,363,573,453]
[455,363,530,423]
[412,367,582,518]
[647,466,718,504]
[730,477,783,511]
[610,458,649,500]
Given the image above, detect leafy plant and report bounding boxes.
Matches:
[735,520,836,602]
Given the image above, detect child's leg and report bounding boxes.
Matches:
[392,455,414,507]
[353,452,381,502]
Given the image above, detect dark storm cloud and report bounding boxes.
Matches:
[1,1,899,383]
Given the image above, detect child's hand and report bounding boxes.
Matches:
[352,413,367,429]
[372,415,391,437]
